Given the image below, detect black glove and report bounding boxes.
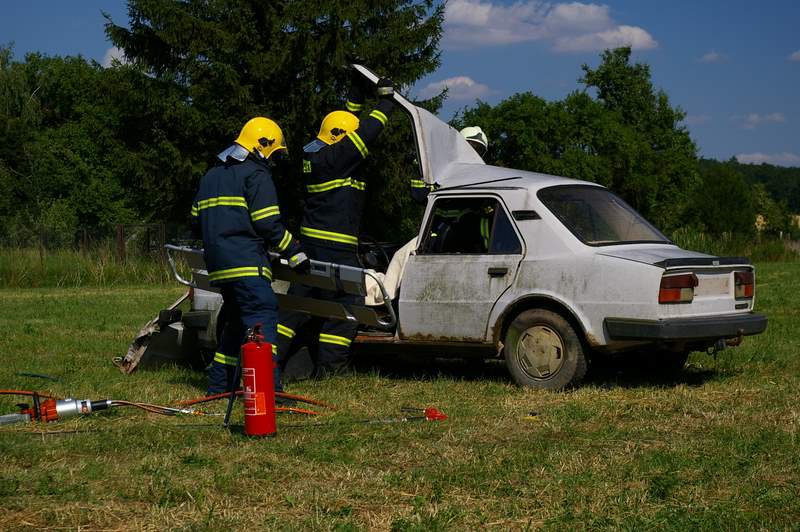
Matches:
[287,250,310,273]
[376,77,394,99]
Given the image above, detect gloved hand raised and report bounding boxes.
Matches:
[288,250,310,274]
[347,68,367,107]
[376,78,394,99]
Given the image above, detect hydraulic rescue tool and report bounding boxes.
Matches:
[0,388,328,428]
[0,391,111,425]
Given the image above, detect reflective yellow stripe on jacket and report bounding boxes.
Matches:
[300,226,359,246]
[369,110,388,126]
[197,196,248,210]
[214,352,238,366]
[347,132,368,158]
[251,205,280,222]
[277,324,295,339]
[276,230,293,252]
[208,266,272,283]
[319,333,352,347]
[306,177,366,194]
[480,217,490,249]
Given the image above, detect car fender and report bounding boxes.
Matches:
[488,289,596,347]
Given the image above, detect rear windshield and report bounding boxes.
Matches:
[538,185,671,246]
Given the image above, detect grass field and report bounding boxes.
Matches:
[1,263,798,530]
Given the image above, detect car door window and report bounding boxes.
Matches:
[490,204,523,254]
[421,197,521,255]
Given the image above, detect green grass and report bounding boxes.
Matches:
[1,264,799,529]
[0,247,176,288]
[670,230,799,262]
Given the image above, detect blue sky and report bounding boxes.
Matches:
[2,1,799,165]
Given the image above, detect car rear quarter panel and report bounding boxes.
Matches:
[489,252,665,347]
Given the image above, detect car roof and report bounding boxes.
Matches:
[434,163,606,194]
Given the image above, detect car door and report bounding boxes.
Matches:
[398,194,525,342]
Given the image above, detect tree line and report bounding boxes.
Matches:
[0,0,796,248]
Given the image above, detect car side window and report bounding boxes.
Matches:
[421,197,521,255]
[490,205,523,254]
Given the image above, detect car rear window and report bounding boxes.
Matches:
[538,185,671,246]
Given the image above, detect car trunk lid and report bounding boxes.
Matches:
[598,245,755,316]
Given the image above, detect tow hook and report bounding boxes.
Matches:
[708,328,745,357]
[725,328,745,348]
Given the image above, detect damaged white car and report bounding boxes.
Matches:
[119,65,767,390]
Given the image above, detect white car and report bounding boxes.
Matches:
[120,66,767,390]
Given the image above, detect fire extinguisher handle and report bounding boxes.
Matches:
[245,323,264,344]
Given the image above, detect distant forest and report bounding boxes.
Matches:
[701,159,800,213]
[0,1,797,248]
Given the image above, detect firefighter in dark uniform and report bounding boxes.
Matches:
[275,77,395,386]
[191,117,309,395]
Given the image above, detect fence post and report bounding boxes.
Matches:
[39,231,45,270]
[159,223,166,260]
[116,224,126,263]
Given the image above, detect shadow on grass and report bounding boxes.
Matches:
[583,363,720,389]
[351,353,510,384]
[345,351,727,390]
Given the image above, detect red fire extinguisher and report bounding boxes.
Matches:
[241,325,276,437]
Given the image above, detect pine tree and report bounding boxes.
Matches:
[105,0,444,235]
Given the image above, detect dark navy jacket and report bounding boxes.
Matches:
[191,157,298,284]
[299,99,394,250]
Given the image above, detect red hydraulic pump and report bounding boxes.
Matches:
[241,326,276,437]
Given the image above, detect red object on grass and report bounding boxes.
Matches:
[241,332,276,437]
[424,407,447,421]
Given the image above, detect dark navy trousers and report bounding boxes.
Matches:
[276,242,360,384]
[207,276,279,394]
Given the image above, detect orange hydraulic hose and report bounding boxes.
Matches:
[0,390,56,399]
[176,391,334,410]
[276,392,336,410]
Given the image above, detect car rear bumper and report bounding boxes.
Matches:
[604,313,768,341]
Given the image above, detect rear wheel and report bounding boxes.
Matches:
[504,309,587,390]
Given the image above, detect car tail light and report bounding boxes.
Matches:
[734,271,754,299]
[188,286,195,301]
[659,273,698,304]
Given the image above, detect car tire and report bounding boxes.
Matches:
[504,309,587,390]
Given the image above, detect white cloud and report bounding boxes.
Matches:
[554,25,657,52]
[698,50,728,63]
[419,76,492,100]
[102,46,128,68]
[684,114,711,126]
[735,152,800,167]
[789,50,800,61]
[444,0,657,52]
[734,112,786,129]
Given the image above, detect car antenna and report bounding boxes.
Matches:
[435,176,523,192]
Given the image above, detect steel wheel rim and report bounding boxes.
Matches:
[515,325,566,380]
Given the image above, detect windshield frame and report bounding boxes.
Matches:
[537,184,674,247]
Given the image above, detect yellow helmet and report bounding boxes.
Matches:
[235,117,287,160]
[317,111,359,145]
